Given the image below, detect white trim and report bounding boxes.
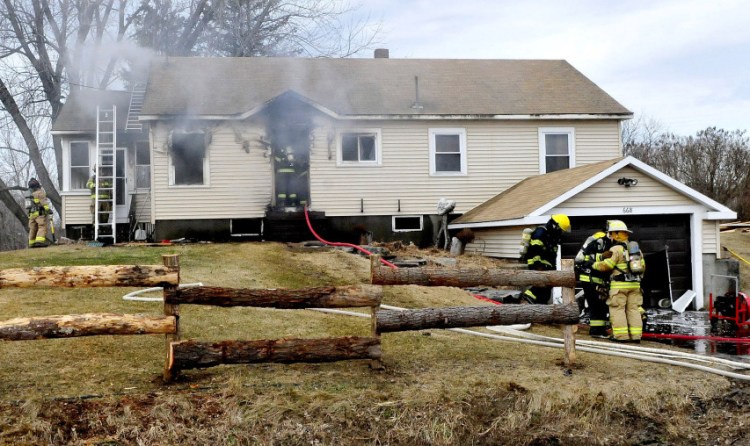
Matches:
[538,127,575,174]
[64,140,93,192]
[550,205,706,217]
[449,216,548,230]
[138,113,633,122]
[336,128,382,166]
[429,128,467,176]
[532,156,736,217]
[392,215,423,232]
[691,212,704,310]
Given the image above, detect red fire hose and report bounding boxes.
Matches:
[641,332,750,343]
[302,206,500,304]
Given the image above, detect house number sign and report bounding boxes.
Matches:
[622,207,633,213]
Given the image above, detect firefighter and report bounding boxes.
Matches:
[275,146,297,207]
[574,229,612,338]
[520,214,571,304]
[592,220,646,343]
[26,178,51,248]
[86,170,111,223]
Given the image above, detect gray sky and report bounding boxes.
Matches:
[356,0,749,135]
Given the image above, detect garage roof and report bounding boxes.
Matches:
[450,156,736,228]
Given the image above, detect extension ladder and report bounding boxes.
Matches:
[94,106,117,243]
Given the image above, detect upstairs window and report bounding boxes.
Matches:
[135,141,151,189]
[169,131,208,186]
[338,129,381,165]
[429,128,467,175]
[539,128,575,173]
[69,142,89,190]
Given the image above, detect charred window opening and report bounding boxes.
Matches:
[170,131,207,185]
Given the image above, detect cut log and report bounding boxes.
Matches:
[376,303,580,333]
[0,313,177,340]
[164,285,382,308]
[0,265,179,289]
[371,266,575,288]
[169,336,382,371]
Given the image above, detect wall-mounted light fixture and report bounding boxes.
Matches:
[617,177,638,187]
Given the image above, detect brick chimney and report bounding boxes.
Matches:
[374,48,389,59]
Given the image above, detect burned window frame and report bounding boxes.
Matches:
[538,127,575,174]
[68,141,90,191]
[429,128,467,176]
[337,128,382,166]
[168,130,210,186]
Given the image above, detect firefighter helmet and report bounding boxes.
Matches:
[606,220,631,233]
[551,214,571,232]
[28,178,41,189]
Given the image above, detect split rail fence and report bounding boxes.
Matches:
[0,254,579,383]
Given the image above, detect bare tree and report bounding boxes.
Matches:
[0,0,380,249]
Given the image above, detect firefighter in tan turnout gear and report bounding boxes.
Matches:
[592,220,646,343]
[26,178,51,248]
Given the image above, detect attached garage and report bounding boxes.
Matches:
[449,156,737,309]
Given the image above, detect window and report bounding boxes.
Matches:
[539,128,574,173]
[169,131,208,185]
[135,141,151,189]
[338,129,381,165]
[69,142,89,190]
[429,128,466,175]
[392,215,423,232]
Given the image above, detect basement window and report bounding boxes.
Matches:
[338,129,381,165]
[392,215,423,232]
[169,131,208,186]
[539,128,575,173]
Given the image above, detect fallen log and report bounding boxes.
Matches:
[376,303,580,333]
[0,265,179,288]
[371,266,575,288]
[169,336,382,371]
[165,285,382,308]
[0,313,177,340]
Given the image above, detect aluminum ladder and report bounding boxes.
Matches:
[125,83,146,132]
[94,106,117,243]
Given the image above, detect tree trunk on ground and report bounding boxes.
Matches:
[165,285,382,308]
[0,265,179,288]
[371,266,576,288]
[169,336,382,371]
[0,313,176,340]
[376,303,580,333]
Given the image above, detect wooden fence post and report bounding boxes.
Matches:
[561,259,576,367]
[162,254,180,382]
[370,255,384,370]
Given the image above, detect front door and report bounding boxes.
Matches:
[115,148,129,222]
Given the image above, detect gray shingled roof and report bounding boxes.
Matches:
[140,57,631,118]
[51,90,131,132]
[451,158,624,224]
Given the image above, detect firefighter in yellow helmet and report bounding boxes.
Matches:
[592,220,646,343]
[26,178,51,248]
[575,229,612,337]
[520,214,571,304]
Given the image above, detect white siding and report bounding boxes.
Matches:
[62,193,91,225]
[131,192,152,223]
[151,122,272,220]
[465,227,523,259]
[310,119,622,217]
[703,220,719,255]
[562,166,695,208]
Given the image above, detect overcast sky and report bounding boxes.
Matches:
[355,0,749,135]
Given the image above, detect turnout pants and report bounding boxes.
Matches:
[606,287,643,341]
[28,215,48,246]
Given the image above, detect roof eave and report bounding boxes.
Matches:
[139,112,633,122]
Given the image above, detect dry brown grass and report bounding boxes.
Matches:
[0,241,748,445]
